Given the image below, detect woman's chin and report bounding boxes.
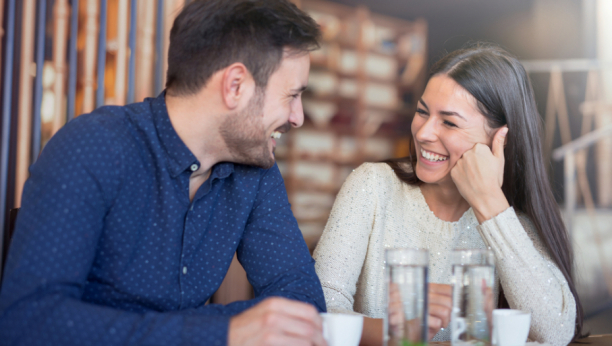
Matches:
[415,163,451,185]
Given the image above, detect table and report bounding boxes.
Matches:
[429,334,612,346]
[570,334,612,346]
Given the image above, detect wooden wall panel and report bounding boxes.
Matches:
[134,0,155,102]
[51,0,69,135]
[14,0,37,206]
[81,0,99,114]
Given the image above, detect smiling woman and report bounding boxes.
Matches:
[313,44,583,346]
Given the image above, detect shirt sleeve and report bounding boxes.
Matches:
[476,207,576,346]
[0,115,230,346]
[312,163,379,315]
[234,163,327,313]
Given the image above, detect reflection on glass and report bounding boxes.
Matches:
[386,248,428,346]
[451,249,495,346]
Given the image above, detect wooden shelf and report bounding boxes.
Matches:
[278,0,428,243]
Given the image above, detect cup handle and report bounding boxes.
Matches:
[451,308,466,341]
[322,321,329,342]
[492,324,497,346]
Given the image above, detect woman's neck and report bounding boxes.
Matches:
[419,180,470,222]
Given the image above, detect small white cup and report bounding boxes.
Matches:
[320,313,363,346]
[492,309,531,346]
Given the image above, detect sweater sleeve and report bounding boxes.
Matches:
[312,163,380,315]
[476,207,576,346]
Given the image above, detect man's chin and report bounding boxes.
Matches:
[251,157,275,170]
[240,152,275,170]
[231,144,276,169]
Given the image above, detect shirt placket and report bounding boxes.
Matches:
[177,170,196,309]
[178,212,189,309]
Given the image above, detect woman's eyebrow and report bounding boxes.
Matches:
[419,98,467,121]
[439,110,467,121]
[418,98,429,110]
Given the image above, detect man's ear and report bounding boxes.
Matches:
[221,63,253,110]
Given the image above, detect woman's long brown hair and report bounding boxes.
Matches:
[385,43,585,340]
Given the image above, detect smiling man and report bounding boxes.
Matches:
[0,1,327,345]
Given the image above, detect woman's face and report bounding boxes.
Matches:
[411,74,496,186]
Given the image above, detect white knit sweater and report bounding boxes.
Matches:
[313,163,575,346]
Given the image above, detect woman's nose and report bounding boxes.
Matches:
[415,117,438,142]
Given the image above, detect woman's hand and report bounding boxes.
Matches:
[428,283,453,340]
[390,283,453,341]
[450,126,510,224]
[360,284,453,345]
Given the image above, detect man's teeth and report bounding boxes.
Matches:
[420,148,448,162]
[271,131,282,139]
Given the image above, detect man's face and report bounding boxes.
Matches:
[220,52,310,169]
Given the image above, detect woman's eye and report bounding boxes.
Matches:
[416,108,428,116]
[443,120,457,127]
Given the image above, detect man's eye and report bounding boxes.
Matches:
[291,94,299,99]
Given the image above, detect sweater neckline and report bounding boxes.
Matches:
[410,184,477,227]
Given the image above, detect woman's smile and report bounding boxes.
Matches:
[411,75,493,185]
[419,148,449,163]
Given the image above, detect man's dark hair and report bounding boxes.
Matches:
[166,0,321,96]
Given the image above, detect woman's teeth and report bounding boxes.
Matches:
[271,131,282,139]
[420,148,448,162]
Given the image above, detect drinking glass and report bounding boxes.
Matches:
[451,249,495,346]
[385,248,429,346]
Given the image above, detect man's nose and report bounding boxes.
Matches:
[290,98,305,128]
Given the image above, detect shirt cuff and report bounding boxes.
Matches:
[183,314,231,346]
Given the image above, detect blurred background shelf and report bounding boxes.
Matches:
[278,0,428,250]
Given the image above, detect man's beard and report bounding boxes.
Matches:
[219,88,276,169]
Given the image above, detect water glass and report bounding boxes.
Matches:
[451,249,495,346]
[385,248,429,346]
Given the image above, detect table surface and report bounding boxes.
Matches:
[428,334,612,346]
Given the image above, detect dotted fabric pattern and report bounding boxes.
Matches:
[0,93,326,346]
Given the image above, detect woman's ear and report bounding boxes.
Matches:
[221,63,254,110]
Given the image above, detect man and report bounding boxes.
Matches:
[0,1,327,345]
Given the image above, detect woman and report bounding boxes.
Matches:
[313,44,583,346]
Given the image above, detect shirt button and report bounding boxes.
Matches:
[183,266,188,274]
[190,164,198,172]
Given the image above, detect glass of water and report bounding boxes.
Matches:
[451,249,495,346]
[385,248,429,346]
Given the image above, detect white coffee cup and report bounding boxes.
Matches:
[492,309,531,346]
[320,313,363,346]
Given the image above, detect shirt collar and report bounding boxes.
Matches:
[210,162,235,180]
[149,92,198,177]
[150,92,236,179]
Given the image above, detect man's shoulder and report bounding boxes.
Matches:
[71,102,150,133]
[57,102,152,150]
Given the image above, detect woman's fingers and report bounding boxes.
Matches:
[429,303,451,329]
[492,126,508,160]
[429,284,453,320]
[428,315,443,340]
[427,283,453,340]
[430,283,452,296]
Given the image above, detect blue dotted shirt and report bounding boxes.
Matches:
[0,93,326,346]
